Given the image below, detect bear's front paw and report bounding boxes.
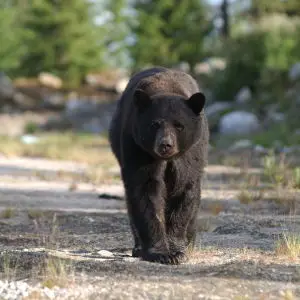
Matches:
[132,246,143,257]
[142,249,187,265]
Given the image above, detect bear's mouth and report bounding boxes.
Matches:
[154,149,179,160]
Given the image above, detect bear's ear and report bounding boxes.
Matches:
[134,89,152,111]
[186,92,206,115]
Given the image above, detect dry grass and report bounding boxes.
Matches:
[0,132,121,185]
[275,233,300,259]
[0,207,16,219]
[0,132,116,166]
[207,203,224,215]
[41,257,74,289]
[280,290,296,300]
[237,190,253,204]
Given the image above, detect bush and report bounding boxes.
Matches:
[213,15,300,102]
[213,31,267,101]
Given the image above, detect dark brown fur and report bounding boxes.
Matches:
[109,67,209,264]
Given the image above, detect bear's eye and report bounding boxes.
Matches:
[151,121,161,129]
[174,122,184,131]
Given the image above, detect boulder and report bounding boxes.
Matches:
[85,69,129,94]
[13,92,40,110]
[0,72,15,101]
[235,87,252,104]
[63,97,115,134]
[38,72,63,89]
[220,111,261,135]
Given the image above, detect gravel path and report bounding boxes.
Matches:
[0,157,299,299]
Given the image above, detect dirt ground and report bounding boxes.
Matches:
[0,156,299,299]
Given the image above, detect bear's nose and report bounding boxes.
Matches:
[159,138,174,154]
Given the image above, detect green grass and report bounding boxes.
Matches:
[292,168,300,189]
[261,151,300,189]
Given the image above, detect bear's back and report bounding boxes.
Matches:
[137,69,199,98]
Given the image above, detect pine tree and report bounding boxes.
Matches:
[131,0,211,71]
[250,0,300,18]
[20,0,106,85]
[101,0,131,68]
[0,2,29,74]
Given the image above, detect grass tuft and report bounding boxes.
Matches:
[41,257,73,289]
[275,233,300,259]
[1,207,16,219]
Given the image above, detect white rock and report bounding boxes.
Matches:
[220,111,260,135]
[20,135,39,145]
[235,87,252,104]
[43,287,55,299]
[289,62,300,81]
[97,250,114,257]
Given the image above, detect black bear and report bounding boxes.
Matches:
[109,67,209,264]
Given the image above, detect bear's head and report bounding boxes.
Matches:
[133,89,206,160]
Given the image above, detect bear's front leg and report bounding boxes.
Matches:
[125,173,185,265]
[166,182,201,258]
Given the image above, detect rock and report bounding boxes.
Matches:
[220,111,260,135]
[98,250,114,257]
[229,139,253,151]
[289,62,300,81]
[42,92,65,109]
[235,87,252,104]
[12,92,40,109]
[85,69,129,93]
[64,97,115,134]
[20,135,39,145]
[38,72,63,89]
[0,72,15,100]
[194,57,226,75]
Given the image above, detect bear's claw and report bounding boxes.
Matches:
[142,250,187,265]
